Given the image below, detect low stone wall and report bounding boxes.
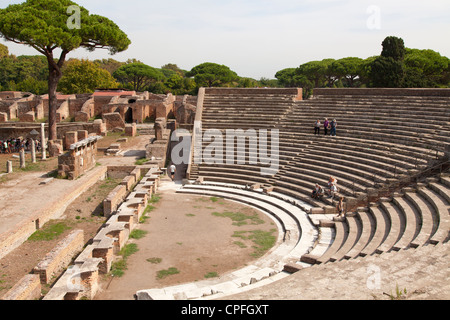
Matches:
[103,167,145,218]
[33,230,84,284]
[103,184,128,218]
[43,166,160,300]
[0,166,107,261]
[204,87,303,100]
[0,274,41,301]
[313,88,450,97]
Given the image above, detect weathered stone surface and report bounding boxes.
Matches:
[103,112,125,131]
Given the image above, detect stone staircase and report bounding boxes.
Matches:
[225,240,450,300]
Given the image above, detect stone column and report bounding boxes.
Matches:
[41,123,47,160]
[6,160,13,173]
[31,139,37,163]
[19,149,26,169]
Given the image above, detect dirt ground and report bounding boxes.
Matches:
[0,132,278,300]
[94,185,278,300]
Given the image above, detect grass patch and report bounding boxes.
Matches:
[130,229,148,239]
[204,272,219,279]
[156,267,180,279]
[149,194,161,204]
[212,211,265,226]
[233,241,247,248]
[185,214,196,217]
[110,243,139,277]
[232,229,277,258]
[249,229,277,258]
[28,221,72,242]
[120,243,139,258]
[135,158,149,166]
[146,257,162,264]
[140,204,156,223]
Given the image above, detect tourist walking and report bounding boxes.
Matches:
[169,163,176,180]
[314,119,321,135]
[324,118,330,136]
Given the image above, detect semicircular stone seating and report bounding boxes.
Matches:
[173,88,450,300]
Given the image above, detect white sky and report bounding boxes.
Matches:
[2,0,450,79]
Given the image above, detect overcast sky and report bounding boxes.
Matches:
[2,0,450,79]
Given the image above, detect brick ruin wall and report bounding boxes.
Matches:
[41,166,161,300]
[0,166,159,300]
[0,122,103,141]
[58,136,101,180]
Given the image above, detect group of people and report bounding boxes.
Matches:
[311,176,339,200]
[314,118,337,136]
[311,176,346,218]
[0,138,42,154]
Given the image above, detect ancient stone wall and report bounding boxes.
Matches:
[205,87,303,100]
[43,166,158,300]
[57,136,101,180]
[103,184,128,218]
[33,230,84,284]
[102,112,125,131]
[0,274,41,300]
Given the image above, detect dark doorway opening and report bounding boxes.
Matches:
[125,107,133,123]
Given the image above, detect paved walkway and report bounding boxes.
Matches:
[0,135,151,260]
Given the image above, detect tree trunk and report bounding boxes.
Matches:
[47,63,63,141]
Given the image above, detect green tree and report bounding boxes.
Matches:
[404,48,449,87]
[186,62,238,87]
[113,62,165,92]
[94,58,125,75]
[297,60,330,88]
[0,0,130,142]
[369,36,406,87]
[381,36,406,61]
[17,77,48,95]
[58,59,119,94]
[330,57,363,87]
[0,43,8,59]
[369,56,405,88]
[161,63,186,77]
[275,68,302,87]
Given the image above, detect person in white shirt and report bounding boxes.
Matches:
[169,164,176,180]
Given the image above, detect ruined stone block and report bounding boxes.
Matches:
[103,112,125,131]
[125,123,137,137]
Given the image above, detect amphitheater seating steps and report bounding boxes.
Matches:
[294,172,450,265]
[225,241,450,300]
[186,88,449,300]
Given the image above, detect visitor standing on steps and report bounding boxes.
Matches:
[324,118,330,136]
[330,119,337,137]
[314,119,321,135]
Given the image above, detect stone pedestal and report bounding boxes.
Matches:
[125,123,137,137]
[6,160,13,173]
[40,123,47,160]
[31,140,36,163]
